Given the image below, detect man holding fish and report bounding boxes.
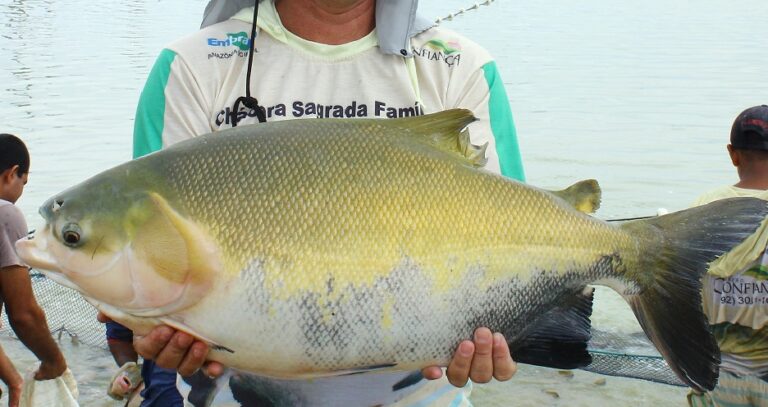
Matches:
[108,0,523,405]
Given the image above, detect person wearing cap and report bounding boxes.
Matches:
[105,0,524,405]
[687,105,768,407]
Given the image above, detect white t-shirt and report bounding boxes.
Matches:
[131,2,524,405]
[133,1,525,181]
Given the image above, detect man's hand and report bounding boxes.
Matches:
[34,358,67,380]
[133,326,224,378]
[420,328,516,387]
[97,312,223,378]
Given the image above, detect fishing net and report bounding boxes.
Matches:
[585,330,684,386]
[0,271,684,387]
[1,272,105,348]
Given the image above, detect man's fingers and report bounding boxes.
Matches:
[492,333,516,381]
[446,340,474,387]
[133,325,211,376]
[446,329,517,388]
[133,326,174,360]
[152,331,195,370]
[177,341,210,377]
[468,327,494,383]
[96,311,112,323]
[202,361,226,379]
[420,366,443,380]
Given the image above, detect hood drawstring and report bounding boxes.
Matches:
[231,0,266,127]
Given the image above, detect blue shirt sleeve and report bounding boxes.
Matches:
[106,321,134,342]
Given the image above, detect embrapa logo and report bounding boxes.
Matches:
[207,32,251,51]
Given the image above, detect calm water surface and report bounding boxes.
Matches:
[1,0,767,405]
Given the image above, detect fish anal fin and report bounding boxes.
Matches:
[511,287,594,370]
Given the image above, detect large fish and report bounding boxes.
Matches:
[15,110,768,391]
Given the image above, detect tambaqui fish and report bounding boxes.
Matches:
[16,110,768,391]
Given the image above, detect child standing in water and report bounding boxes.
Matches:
[688,105,768,407]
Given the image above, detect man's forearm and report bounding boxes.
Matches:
[8,306,65,366]
[0,266,66,375]
[108,340,139,366]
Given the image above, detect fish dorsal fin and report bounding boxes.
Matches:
[391,109,487,167]
[548,179,602,214]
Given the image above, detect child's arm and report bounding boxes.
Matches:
[0,343,23,407]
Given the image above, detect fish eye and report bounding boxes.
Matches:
[61,223,83,247]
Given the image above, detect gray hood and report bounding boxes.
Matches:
[200,0,435,57]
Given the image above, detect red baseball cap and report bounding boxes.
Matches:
[731,105,768,150]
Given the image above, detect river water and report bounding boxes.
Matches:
[1,0,767,405]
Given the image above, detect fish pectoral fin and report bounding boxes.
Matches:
[547,179,601,214]
[510,286,593,370]
[331,363,398,377]
[140,193,221,283]
[129,193,221,313]
[211,344,235,354]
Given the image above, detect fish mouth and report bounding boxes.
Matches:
[16,226,126,278]
[17,236,175,323]
[14,235,87,294]
[15,233,64,274]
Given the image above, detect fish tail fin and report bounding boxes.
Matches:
[619,197,768,391]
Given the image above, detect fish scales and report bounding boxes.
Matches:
[159,119,624,290]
